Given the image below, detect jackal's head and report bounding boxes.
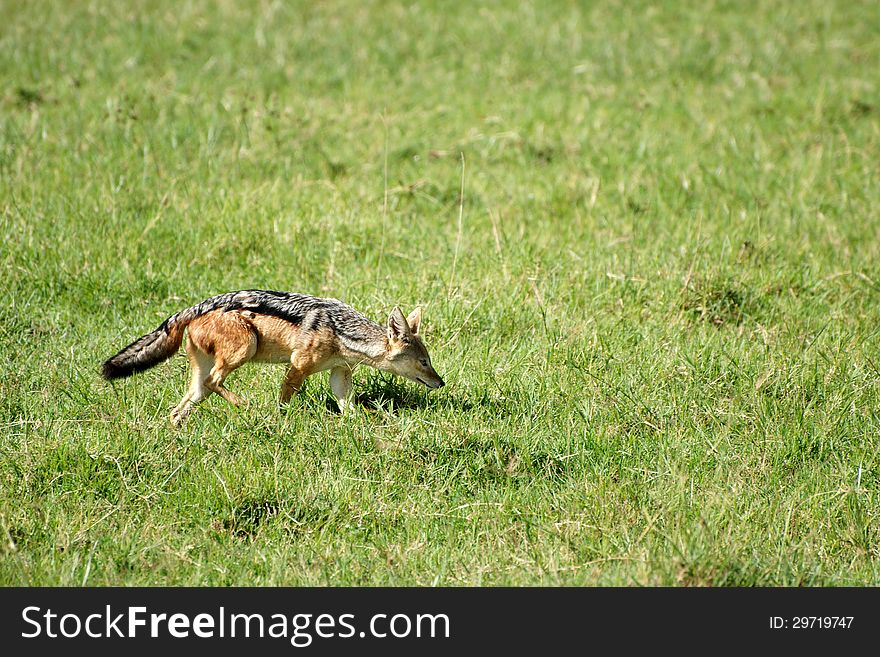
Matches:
[384,307,445,389]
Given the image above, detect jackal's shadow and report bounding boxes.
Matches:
[322,377,502,415]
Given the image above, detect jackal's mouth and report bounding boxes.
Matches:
[416,377,444,389]
[416,377,428,387]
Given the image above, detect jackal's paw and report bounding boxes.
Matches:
[169,411,186,428]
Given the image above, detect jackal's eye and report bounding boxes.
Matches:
[419,359,429,367]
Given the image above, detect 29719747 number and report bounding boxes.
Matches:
[770,616,854,630]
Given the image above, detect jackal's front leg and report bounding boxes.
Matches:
[280,363,307,405]
[329,366,353,413]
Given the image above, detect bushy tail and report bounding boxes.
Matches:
[101,315,189,380]
[101,290,281,380]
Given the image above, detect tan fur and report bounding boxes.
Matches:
[102,291,444,425]
[168,306,443,426]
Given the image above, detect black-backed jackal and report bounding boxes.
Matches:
[101,290,444,425]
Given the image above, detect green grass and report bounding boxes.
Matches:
[1,0,879,585]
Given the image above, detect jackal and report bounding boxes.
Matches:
[101,290,444,425]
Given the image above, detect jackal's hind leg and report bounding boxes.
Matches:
[204,362,248,407]
[329,366,353,413]
[170,341,214,427]
[193,313,257,408]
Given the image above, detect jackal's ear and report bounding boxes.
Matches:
[388,307,412,341]
[406,307,422,335]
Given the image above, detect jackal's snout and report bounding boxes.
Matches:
[418,369,445,389]
[386,306,445,390]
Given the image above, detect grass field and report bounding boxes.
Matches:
[1,0,879,585]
